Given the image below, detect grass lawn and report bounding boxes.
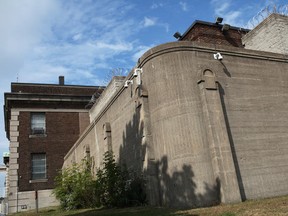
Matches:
[10,195,288,216]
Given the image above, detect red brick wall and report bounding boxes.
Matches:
[18,111,82,191]
[181,23,247,47]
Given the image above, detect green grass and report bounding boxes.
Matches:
[11,195,288,216]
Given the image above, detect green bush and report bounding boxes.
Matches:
[53,158,100,210]
[54,151,146,210]
[96,151,127,207]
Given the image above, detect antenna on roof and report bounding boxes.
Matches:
[16,72,19,82]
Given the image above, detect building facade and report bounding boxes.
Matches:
[4,77,103,213]
[3,13,288,211]
[64,13,288,208]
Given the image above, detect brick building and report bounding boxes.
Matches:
[179,19,249,47]
[4,77,103,213]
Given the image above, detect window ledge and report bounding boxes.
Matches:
[29,134,47,138]
[29,179,48,183]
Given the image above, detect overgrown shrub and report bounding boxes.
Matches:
[53,158,100,210]
[54,151,146,210]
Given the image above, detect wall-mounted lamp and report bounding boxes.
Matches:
[173,32,182,39]
[215,17,223,24]
[221,24,230,31]
[133,68,142,77]
[124,80,133,88]
[213,52,223,60]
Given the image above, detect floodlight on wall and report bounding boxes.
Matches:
[213,52,223,60]
[133,68,142,77]
[221,24,230,31]
[124,80,133,88]
[215,17,223,24]
[173,32,182,39]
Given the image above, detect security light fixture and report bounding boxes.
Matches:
[124,80,133,88]
[133,68,142,77]
[221,24,230,31]
[213,52,223,60]
[215,17,223,24]
[173,32,182,39]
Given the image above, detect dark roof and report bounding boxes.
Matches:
[10,82,105,96]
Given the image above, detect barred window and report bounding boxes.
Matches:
[31,153,46,180]
[31,113,46,135]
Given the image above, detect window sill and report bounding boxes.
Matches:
[29,179,48,183]
[29,134,47,138]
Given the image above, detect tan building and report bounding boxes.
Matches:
[64,13,288,208]
[3,13,288,211]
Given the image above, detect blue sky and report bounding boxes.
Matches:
[0,0,287,196]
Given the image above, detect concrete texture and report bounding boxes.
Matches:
[64,39,288,208]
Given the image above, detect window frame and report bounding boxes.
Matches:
[31,153,47,181]
[30,112,46,136]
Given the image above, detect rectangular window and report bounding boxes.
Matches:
[31,113,46,135]
[31,153,46,180]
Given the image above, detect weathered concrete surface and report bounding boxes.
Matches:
[242,13,288,54]
[8,189,59,213]
[64,40,288,208]
[89,76,125,122]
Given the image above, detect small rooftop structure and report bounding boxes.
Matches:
[176,19,250,48]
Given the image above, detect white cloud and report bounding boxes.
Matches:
[210,0,243,26]
[180,2,188,11]
[0,0,59,82]
[72,33,82,41]
[214,2,230,14]
[225,11,242,25]
[151,3,164,9]
[0,0,141,85]
[142,17,157,27]
[95,42,133,52]
[141,16,169,32]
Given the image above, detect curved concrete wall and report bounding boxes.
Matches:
[64,40,288,208]
[139,43,219,207]
[139,41,288,204]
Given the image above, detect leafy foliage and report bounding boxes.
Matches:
[54,151,146,210]
[53,158,100,210]
[95,151,147,207]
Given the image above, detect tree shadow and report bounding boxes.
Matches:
[118,107,146,174]
[156,156,220,209]
[117,103,221,209]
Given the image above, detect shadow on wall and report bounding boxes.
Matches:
[218,83,246,201]
[119,107,146,173]
[156,156,220,208]
[117,106,221,208]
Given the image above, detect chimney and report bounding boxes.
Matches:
[59,76,64,85]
